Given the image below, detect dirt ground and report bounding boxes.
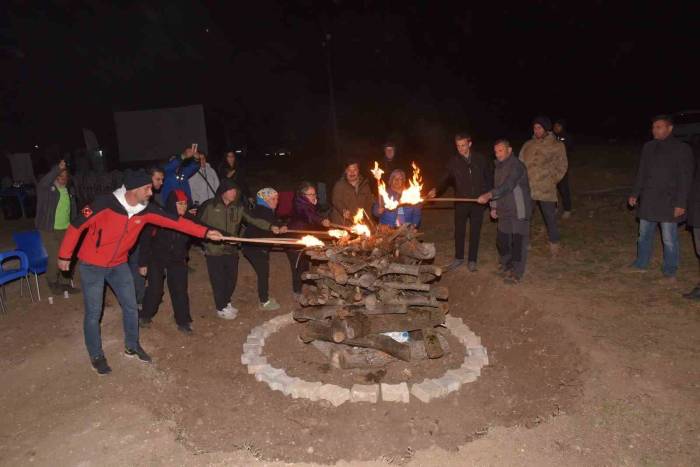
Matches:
[0,144,699,466]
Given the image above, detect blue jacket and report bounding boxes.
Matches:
[372,189,422,227]
[162,156,199,202]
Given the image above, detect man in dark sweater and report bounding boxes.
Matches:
[428,132,494,272]
[628,115,694,281]
[477,140,532,284]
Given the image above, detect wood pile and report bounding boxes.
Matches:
[292,224,450,369]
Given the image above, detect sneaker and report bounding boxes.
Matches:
[443,259,465,273]
[124,345,152,363]
[225,302,239,313]
[260,297,280,311]
[177,323,193,335]
[91,356,112,375]
[138,317,152,328]
[656,275,677,286]
[623,264,648,273]
[467,261,478,272]
[561,211,572,219]
[217,307,238,320]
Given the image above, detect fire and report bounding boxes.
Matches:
[328,229,349,239]
[370,161,384,181]
[350,208,371,237]
[299,235,324,248]
[398,161,424,205]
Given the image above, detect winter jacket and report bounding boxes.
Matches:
[436,151,494,200]
[243,203,283,253]
[162,156,199,202]
[330,176,375,225]
[519,133,568,202]
[371,188,422,227]
[138,191,195,267]
[288,195,327,230]
[197,187,272,256]
[188,163,220,206]
[58,187,208,267]
[35,164,77,231]
[631,136,694,223]
[490,155,532,221]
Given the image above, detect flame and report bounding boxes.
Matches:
[372,161,399,211]
[299,235,324,247]
[370,161,384,181]
[398,161,424,205]
[328,229,349,239]
[350,208,371,237]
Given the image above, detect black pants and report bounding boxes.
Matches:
[140,260,191,326]
[454,203,486,262]
[286,249,310,293]
[533,201,561,243]
[243,246,270,302]
[557,171,572,212]
[205,254,239,310]
[497,227,529,279]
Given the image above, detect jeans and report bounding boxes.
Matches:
[454,203,486,262]
[633,219,679,276]
[128,245,146,305]
[533,201,560,243]
[79,262,139,360]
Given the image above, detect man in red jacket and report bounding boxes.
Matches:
[58,171,223,374]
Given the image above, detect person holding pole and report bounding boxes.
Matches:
[57,172,223,374]
[427,132,493,272]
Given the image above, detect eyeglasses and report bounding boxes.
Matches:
[304,192,317,198]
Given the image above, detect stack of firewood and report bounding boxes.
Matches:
[293,224,450,369]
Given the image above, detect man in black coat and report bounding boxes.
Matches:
[428,132,494,272]
[628,115,694,281]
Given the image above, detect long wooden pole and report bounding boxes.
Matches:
[286,229,336,236]
[219,235,305,246]
[424,197,480,203]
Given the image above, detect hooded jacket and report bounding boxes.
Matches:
[519,133,568,202]
[197,179,272,256]
[58,187,208,267]
[138,191,196,266]
[288,195,326,230]
[330,175,375,225]
[35,164,77,231]
[162,155,199,202]
[188,162,220,205]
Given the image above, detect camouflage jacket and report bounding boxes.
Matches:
[518,132,568,202]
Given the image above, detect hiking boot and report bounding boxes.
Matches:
[217,306,238,320]
[177,323,193,335]
[467,261,478,272]
[443,259,465,273]
[138,317,152,328]
[682,286,700,300]
[260,297,280,311]
[561,211,572,219]
[124,345,152,363]
[91,356,112,375]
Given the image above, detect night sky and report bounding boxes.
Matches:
[2,0,698,163]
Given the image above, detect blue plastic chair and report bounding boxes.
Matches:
[0,250,34,313]
[12,230,48,301]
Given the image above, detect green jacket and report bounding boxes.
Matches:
[198,196,271,256]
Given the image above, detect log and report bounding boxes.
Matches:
[293,303,409,322]
[366,294,442,308]
[398,240,436,260]
[380,281,431,292]
[299,321,411,361]
[421,328,444,359]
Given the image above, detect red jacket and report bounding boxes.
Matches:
[59,193,208,268]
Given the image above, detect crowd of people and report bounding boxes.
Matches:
[31,113,700,374]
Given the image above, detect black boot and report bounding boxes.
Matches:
[682,286,700,300]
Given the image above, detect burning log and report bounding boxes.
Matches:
[293,223,451,368]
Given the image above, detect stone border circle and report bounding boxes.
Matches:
[241,313,488,406]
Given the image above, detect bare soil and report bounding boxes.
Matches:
[0,144,698,466]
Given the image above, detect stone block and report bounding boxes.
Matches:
[350,384,379,403]
[289,380,323,400]
[411,379,447,402]
[447,367,479,384]
[242,342,262,354]
[255,366,284,383]
[460,358,482,375]
[444,315,463,329]
[380,382,410,403]
[433,373,462,393]
[268,373,295,393]
[319,384,351,406]
[468,346,489,366]
[246,356,268,374]
[461,332,481,348]
[245,335,264,347]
